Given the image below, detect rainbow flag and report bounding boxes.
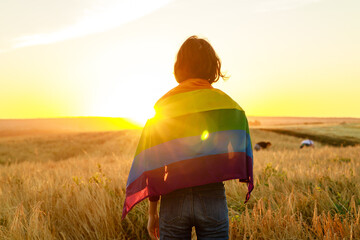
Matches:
[122,79,253,219]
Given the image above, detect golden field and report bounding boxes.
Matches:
[0,127,359,239]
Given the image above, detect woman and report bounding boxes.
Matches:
[122,36,253,240]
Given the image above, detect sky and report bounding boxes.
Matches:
[1,0,359,123]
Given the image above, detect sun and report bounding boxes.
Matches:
[128,107,156,126]
[88,85,159,127]
[87,72,176,127]
[90,101,156,126]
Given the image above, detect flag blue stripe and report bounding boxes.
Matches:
[127,129,252,187]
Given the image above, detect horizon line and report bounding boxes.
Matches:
[1,115,360,121]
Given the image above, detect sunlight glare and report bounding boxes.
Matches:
[201,130,209,141]
[129,107,156,126]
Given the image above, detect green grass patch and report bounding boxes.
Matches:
[261,128,360,147]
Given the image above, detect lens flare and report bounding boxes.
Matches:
[201,130,209,141]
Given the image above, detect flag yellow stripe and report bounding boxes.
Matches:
[154,88,242,120]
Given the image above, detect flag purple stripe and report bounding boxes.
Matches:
[122,152,253,219]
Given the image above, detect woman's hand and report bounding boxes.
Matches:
[147,213,159,240]
[147,200,160,239]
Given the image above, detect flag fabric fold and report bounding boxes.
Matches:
[122,78,253,219]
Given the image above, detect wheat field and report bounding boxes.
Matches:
[0,129,359,239]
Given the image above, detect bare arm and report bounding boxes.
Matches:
[147,200,159,240]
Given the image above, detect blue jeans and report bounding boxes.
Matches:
[159,182,229,240]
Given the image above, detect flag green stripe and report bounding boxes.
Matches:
[135,108,249,156]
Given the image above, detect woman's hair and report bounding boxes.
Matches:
[174,35,227,84]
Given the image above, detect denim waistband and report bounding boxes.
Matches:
[166,182,224,196]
